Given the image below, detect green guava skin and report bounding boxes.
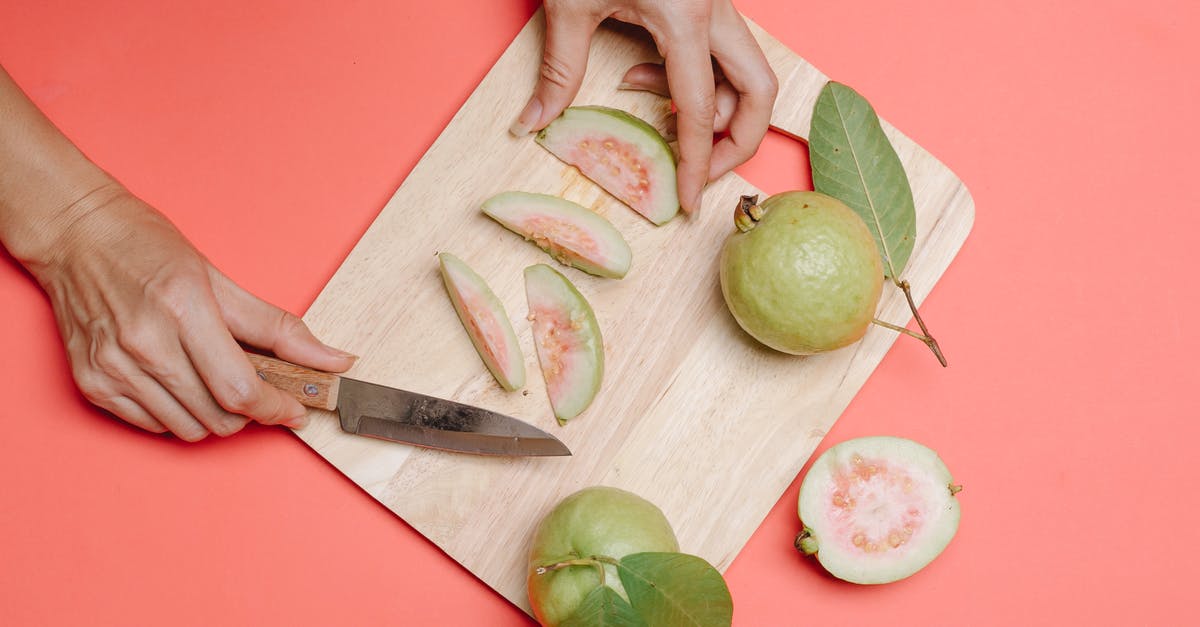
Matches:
[720,191,884,354]
[527,487,679,626]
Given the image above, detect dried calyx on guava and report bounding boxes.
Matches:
[438,253,524,391]
[536,106,679,225]
[796,436,961,584]
[719,192,884,354]
[483,191,632,279]
[528,486,732,627]
[524,264,603,424]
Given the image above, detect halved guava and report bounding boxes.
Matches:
[524,264,604,424]
[482,191,632,279]
[439,253,525,391]
[797,436,961,584]
[536,106,679,225]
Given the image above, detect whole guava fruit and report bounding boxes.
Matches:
[527,486,679,626]
[719,191,884,354]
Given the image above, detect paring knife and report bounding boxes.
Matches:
[245,353,570,457]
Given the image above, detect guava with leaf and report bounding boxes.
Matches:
[527,487,732,627]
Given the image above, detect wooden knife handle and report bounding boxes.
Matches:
[245,353,341,411]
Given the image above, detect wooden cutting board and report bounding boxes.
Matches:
[296,10,973,614]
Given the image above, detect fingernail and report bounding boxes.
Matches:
[617,82,637,91]
[509,97,542,136]
[285,414,310,430]
[689,190,704,214]
[324,345,358,361]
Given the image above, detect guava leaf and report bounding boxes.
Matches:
[809,81,917,280]
[616,553,733,627]
[560,586,647,627]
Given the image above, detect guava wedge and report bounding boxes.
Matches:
[524,264,603,424]
[482,191,632,279]
[527,487,679,626]
[536,106,679,225]
[439,253,524,391]
[796,436,962,584]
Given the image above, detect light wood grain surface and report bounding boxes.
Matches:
[296,11,973,613]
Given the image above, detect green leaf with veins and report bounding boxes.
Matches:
[616,553,732,627]
[560,586,647,627]
[810,81,917,280]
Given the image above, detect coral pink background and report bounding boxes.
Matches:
[1,1,1196,624]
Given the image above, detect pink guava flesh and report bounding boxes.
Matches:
[536,106,679,225]
[440,253,525,391]
[797,436,960,584]
[482,192,632,279]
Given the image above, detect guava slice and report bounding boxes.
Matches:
[536,106,679,225]
[439,253,525,391]
[524,264,603,424]
[797,436,961,584]
[482,191,632,279]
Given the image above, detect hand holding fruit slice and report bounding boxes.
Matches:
[524,264,603,424]
[536,106,679,225]
[482,191,632,279]
[439,253,524,391]
[796,436,962,584]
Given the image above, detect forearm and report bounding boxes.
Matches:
[0,64,118,269]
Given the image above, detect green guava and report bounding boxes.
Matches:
[796,436,962,584]
[719,191,884,354]
[527,487,679,626]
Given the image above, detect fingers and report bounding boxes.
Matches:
[210,271,356,374]
[74,345,211,442]
[511,3,601,136]
[706,1,778,179]
[619,63,740,133]
[177,289,309,428]
[660,23,716,213]
[123,331,255,437]
[98,396,168,435]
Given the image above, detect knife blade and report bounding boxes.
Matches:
[245,353,570,457]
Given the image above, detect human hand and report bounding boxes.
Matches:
[511,0,778,214]
[22,184,356,441]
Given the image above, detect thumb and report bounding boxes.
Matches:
[210,271,357,373]
[510,8,598,136]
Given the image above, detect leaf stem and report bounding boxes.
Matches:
[536,555,617,587]
[871,279,948,367]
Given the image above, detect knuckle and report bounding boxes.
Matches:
[757,69,780,100]
[539,53,575,90]
[276,311,308,338]
[115,325,159,363]
[90,342,126,376]
[214,374,260,415]
[143,264,206,321]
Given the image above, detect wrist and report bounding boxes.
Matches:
[0,151,122,269]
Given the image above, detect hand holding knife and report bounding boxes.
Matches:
[246,353,570,457]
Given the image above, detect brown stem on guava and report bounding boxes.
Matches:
[536,556,616,586]
[734,194,761,232]
[870,278,948,367]
[794,528,820,556]
[949,484,964,496]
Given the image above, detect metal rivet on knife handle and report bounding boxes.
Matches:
[244,352,341,411]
